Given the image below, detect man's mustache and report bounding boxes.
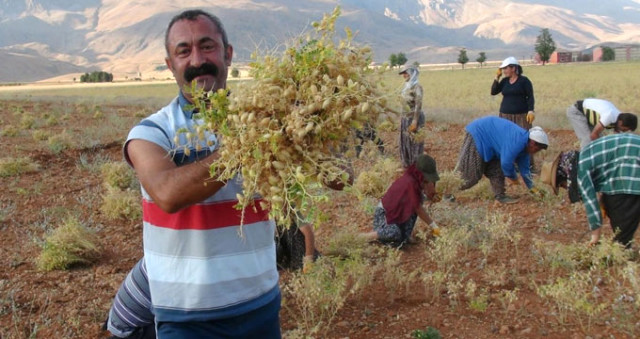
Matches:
[184,63,219,83]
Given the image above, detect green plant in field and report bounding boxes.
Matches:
[536,269,607,330]
[47,132,72,154]
[411,326,442,339]
[100,188,142,220]
[0,124,19,137]
[465,280,489,312]
[0,157,40,177]
[497,288,519,312]
[421,270,449,302]
[353,157,401,199]
[435,170,464,197]
[36,216,101,271]
[31,130,50,141]
[283,255,372,336]
[20,114,36,129]
[101,161,137,190]
[379,247,418,298]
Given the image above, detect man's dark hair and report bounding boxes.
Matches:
[617,113,638,131]
[534,141,548,150]
[165,9,229,56]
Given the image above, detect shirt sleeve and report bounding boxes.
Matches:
[490,79,502,96]
[414,85,423,113]
[577,156,602,230]
[516,154,533,189]
[524,78,535,111]
[500,145,519,180]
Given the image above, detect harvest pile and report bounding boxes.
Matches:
[184,7,392,226]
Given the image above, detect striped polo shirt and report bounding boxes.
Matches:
[123,92,279,322]
[581,98,621,129]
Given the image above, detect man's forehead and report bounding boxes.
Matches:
[167,16,221,44]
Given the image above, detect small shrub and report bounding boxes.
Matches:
[435,170,465,197]
[101,188,142,220]
[101,162,137,190]
[0,157,40,177]
[20,114,36,129]
[36,216,101,271]
[32,130,50,141]
[353,157,401,199]
[47,132,72,154]
[411,326,442,339]
[0,124,19,137]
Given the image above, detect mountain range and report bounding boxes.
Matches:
[1,0,640,82]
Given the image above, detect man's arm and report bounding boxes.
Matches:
[577,159,602,231]
[127,139,225,213]
[590,122,605,141]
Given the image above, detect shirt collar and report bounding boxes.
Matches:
[178,90,195,119]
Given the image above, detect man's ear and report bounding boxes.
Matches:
[165,57,175,74]
[225,44,234,67]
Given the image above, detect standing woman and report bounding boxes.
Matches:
[399,66,425,167]
[491,56,537,169]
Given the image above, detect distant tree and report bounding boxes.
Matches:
[231,68,240,78]
[476,52,487,67]
[396,53,407,68]
[458,48,469,69]
[535,28,556,65]
[389,53,397,67]
[389,52,407,68]
[79,71,113,83]
[601,46,615,61]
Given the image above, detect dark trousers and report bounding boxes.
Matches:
[602,193,640,248]
[156,292,281,339]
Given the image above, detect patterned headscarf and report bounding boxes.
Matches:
[556,150,580,203]
[401,67,420,97]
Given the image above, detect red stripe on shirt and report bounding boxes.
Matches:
[143,199,270,230]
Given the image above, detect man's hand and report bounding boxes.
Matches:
[526,111,535,124]
[495,68,502,80]
[408,122,418,133]
[588,228,602,247]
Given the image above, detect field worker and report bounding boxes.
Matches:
[106,9,282,338]
[455,116,548,204]
[491,56,538,171]
[540,150,582,203]
[360,154,441,247]
[577,133,640,248]
[103,216,319,339]
[566,98,637,149]
[399,66,426,167]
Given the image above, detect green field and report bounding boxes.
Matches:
[2,61,639,130]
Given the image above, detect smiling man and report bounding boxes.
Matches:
[106,9,281,339]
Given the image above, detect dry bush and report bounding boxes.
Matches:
[184,7,395,227]
[435,170,465,197]
[283,254,372,336]
[19,114,36,129]
[101,161,137,190]
[100,188,142,220]
[457,177,494,200]
[1,124,19,137]
[0,157,40,177]
[36,216,101,271]
[47,131,72,154]
[31,130,50,141]
[353,157,401,199]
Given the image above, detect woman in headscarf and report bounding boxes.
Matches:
[360,154,441,247]
[399,66,425,167]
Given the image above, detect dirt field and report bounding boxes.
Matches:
[1,98,638,338]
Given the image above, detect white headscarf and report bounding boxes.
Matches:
[401,67,420,97]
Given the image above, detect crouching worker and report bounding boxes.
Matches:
[360,154,441,247]
[577,133,640,249]
[540,150,581,203]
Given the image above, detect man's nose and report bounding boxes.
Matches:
[190,48,206,67]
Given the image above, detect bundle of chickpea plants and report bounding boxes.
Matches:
[184,7,392,227]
